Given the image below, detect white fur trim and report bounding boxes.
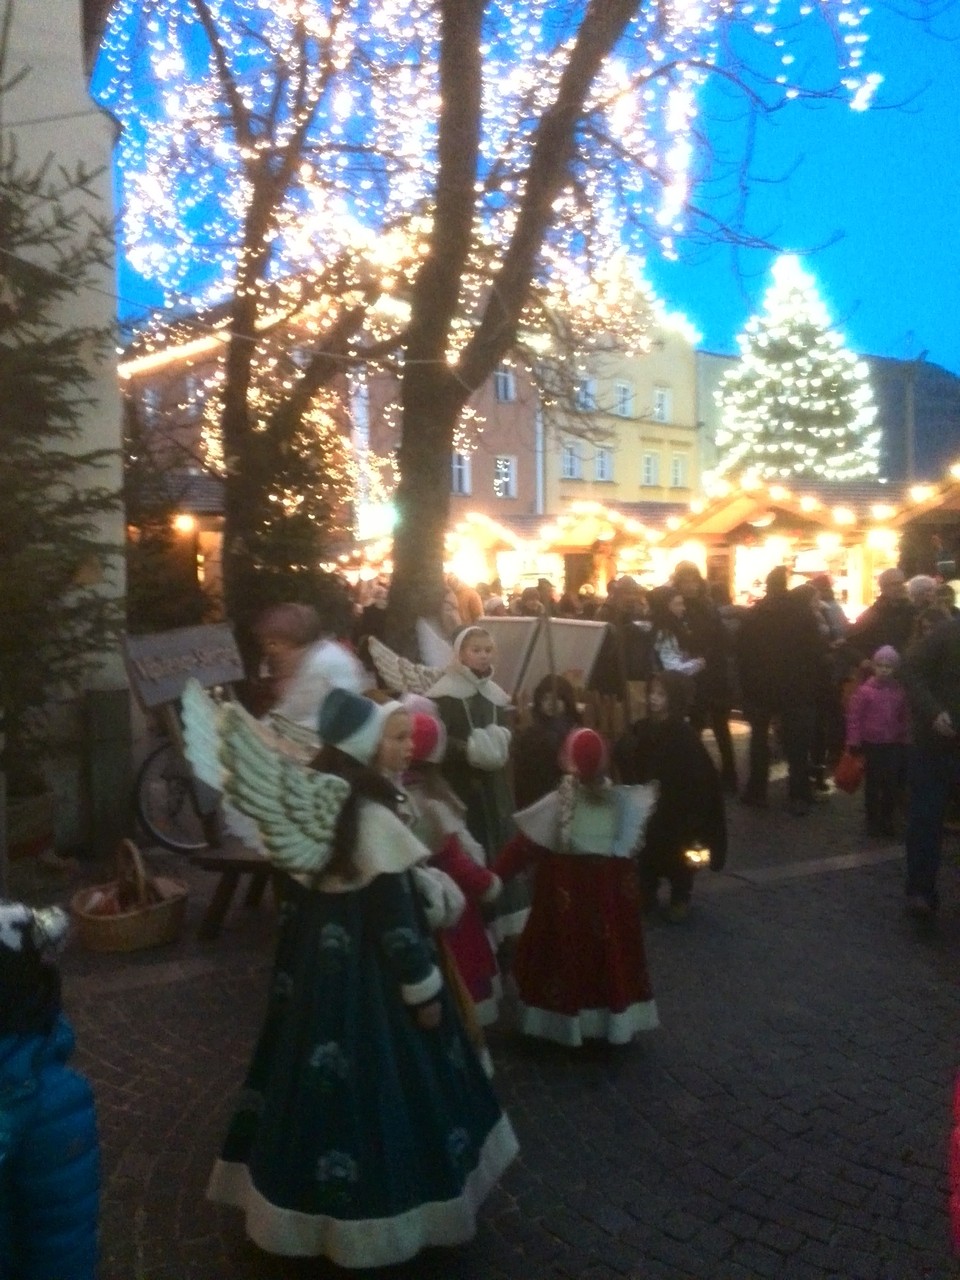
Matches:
[465,724,511,771]
[473,977,503,1028]
[207,1113,519,1266]
[485,905,530,945]
[480,875,502,905]
[401,966,443,1005]
[0,904,31,953]
[517,999,660,1047]
[411,865,466,930]
[425,668,512,707]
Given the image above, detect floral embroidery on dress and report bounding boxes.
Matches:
[317,922,351,971]
[309,1041,350,1082]
[381,926,419,962]
[446,1126,472,1171]
[316,1152,360,1198]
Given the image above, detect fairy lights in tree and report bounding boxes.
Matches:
[714,255,880,483]
[93,0,882,620]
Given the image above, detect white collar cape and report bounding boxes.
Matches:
[295,800,429,892]
[426,662,511,707]
[514,783,659,858]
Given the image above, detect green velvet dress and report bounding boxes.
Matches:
[207,806,518,1268]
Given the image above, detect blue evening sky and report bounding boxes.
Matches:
[647,3,960,374]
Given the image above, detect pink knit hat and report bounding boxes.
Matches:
[872,645,900,668]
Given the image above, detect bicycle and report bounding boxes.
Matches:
[134,736,212,853]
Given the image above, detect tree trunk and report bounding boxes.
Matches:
[388,366,463,654]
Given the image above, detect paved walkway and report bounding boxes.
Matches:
[12,750,960,1280]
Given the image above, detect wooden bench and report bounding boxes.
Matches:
[191,838,285,940]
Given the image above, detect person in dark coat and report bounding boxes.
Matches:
[846,567,917,660]
[592,577,656,696]
[899,616,960,917]
[736,567,828,814]
[512,674,582,809]
[612,670,728,922]
[0,904,100,1280]
[671,562,738,793]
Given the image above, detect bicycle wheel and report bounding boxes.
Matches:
[135,740,210,853]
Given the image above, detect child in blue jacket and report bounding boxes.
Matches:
[0,903,100,1280]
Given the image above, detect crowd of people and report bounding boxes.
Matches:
[6,558,960,1276]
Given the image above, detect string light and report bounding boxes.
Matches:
[93,0,879,343]
[91,0,881,568]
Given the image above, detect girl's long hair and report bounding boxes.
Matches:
[311,743,404,881]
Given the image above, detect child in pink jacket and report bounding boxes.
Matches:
[845,644,910,838]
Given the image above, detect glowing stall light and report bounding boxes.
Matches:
[865,527,898,551]
[910,485,935,503]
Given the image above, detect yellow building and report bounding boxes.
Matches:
[543,317,700,515]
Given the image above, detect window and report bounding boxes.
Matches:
[451,452,472,496]
[670,454,688,488]
[641,452,660,487]
[561,443,582,480]
[594,447,614,482]
[494,455,517,499]
[652,386,672,423]
[574,376,597,412]
[614,381,634,417]
[141,387,161,421]
[494,366,516,403]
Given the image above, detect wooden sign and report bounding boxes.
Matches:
[123,623,244,710]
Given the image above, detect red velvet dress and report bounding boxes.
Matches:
[431,834,502,1026]
[492,783,659,1047]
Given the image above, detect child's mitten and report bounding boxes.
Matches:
[465,724,511,771]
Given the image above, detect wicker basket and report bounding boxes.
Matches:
[70,839,188,953]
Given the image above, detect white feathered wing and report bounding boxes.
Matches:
[180,679,345,872]
[367,635,445,697]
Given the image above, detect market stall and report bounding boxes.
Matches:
[657,479,902,610]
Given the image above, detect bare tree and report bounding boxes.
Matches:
[98,0,885,647]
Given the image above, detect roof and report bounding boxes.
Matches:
[657,478,911,548]
[130,470,225,517]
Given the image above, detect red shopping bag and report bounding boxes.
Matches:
[833,749,864,794]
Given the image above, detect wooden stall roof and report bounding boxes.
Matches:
[658,479,908,548]
[889,471,960,527]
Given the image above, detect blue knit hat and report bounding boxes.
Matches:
[318,688,403,765]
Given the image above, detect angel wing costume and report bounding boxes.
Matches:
[179,680,518,1266]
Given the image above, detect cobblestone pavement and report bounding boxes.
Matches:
[13,740,960,1280]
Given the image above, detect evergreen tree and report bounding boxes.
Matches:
[715,255,880,482]
[0,49,122,794]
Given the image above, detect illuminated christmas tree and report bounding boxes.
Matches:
[715,255,880,482]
